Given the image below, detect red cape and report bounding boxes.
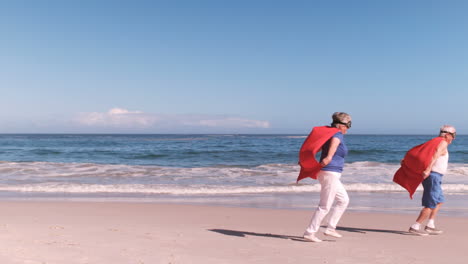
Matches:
[393,137,444,198]
[296,126,340,182]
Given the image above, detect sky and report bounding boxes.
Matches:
[1,0,467,134]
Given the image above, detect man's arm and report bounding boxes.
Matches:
[422,140,448,179]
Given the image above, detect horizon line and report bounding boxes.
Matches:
[0,133,462,136]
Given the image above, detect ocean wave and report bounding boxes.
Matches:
[284,136,307,139]
[348,149,393,154]
[0,161,466,189]
[30,149,63,155]
[183,150,260,155]
[124,154,169,160]
[0,183,466,195]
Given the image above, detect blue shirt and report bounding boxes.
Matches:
[320,132,348,173]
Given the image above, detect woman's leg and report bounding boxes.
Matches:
[305,171,339,234]
[326,177,349,230]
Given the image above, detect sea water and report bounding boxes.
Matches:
[0,134,466,215]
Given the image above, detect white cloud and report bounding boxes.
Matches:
[107,108,142,115]
[75,108,270,131]
[76,108,158,128]
[190,117,270,128]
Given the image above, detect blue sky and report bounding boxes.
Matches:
[1,0,467,134]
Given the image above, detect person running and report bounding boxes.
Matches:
[297,112,352,242]
[394,125,456,236]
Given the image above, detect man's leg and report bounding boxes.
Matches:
[410,172,437,235]
[415,207,432,224]
[428,203,442,220]
[425,203,444,234]
[425,172,444,234]
[409,207,432,235]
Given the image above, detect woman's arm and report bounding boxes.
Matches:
[320,137,341,167]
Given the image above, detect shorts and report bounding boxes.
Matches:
[421,171,445,209]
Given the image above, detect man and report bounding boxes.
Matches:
[394,125,456,236]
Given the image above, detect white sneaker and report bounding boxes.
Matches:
[303,232,322,242]
[408,227,429,236]
[324,229,343,238]
[424,226,443,235]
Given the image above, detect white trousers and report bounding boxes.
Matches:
[305,170,349,234]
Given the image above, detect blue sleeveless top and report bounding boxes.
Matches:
[320,132,348,173]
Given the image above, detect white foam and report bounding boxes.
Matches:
[0,183,466,195]
[0,161,466,195]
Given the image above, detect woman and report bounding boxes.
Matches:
[299,112,351,242]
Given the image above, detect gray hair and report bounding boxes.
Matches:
[439,125,456,136]
[331,112,351,127]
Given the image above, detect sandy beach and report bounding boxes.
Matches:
[0,201,464,264]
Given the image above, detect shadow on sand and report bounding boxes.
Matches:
[335,226,409,235]
[208,229,309,242]
[208,226,410,241]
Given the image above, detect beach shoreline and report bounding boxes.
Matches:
[1,189,467,217]
[0,200,466,264]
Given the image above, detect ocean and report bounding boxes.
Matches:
[0,134,467,216]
